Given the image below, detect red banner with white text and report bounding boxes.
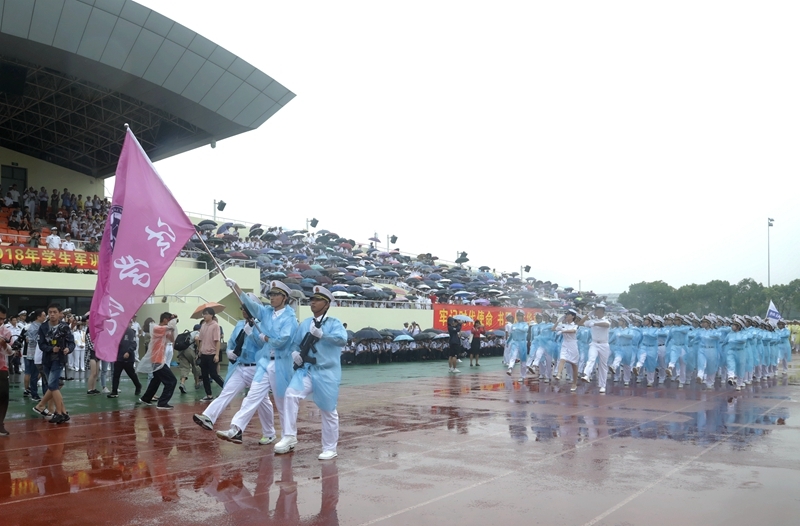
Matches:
[0,246,98,269]
[433,304,541,331]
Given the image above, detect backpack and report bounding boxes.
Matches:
[174,330,193,351]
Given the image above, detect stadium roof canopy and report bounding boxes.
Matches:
[0,0,294,178]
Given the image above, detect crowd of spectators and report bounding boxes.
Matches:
[184,221,603,310]
[1,184,107,251]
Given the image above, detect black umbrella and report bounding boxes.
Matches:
[250,223,262,231]
[354,328,383,341]
[198,219,217,227]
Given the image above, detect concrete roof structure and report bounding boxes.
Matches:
[0,0,294,177]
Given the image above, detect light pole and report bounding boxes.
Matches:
[213,199,226,221]
[768,218,774,287]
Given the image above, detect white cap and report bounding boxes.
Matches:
[269,280,292,297]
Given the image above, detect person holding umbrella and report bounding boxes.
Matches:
[278,286,347,459]
[447,316,464,373]
[469,320,484,367]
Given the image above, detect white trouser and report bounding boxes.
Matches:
[73,347,85,370]
[503,344,511,365]
[267,361,285,434]
[203,365,254,423]
[231,367,276,438]
[657,345,667,382]
[506,347,526,379]
[100,360,111,387]
[284,374,339,452]
[611,354,631,383]
[531,346,552,378]
[584,343,610,389]
[68,351,76,370]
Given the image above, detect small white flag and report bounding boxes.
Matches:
[765,300,781,327]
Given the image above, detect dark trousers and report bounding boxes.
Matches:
[0,370,8,429]
[199,354,224,396]
[142,366,177,407]
[25,358,39,398]
[111,361,142,395]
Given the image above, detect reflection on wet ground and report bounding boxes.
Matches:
[1,361,798,525]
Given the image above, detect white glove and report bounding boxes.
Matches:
[310,325,323,339]
[259,333,268,343]
[292,351,303,366]
[226,350,237,362]
[224,278,237,288]
[242,323,253,336]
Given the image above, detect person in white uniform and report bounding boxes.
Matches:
[580,303,611,394]
[553,309,580,391]
[277,286,347,460]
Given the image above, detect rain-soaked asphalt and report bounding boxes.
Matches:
[1,358,799,525]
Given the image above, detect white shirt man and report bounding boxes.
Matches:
[580,303,612,393]
[60,234,76,251]
[9,186,20,204]
[46,230,62,249]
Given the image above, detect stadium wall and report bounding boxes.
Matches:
[0,146,103,200]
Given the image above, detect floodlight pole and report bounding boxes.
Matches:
[767,218,774,287]
[213,200,218,221]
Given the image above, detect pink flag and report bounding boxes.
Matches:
[89,128,195,361]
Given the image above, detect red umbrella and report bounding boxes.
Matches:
[288,272,303,278]
[339,242,353,249]
[295,263,311,270]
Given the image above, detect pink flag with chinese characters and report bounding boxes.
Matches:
[89,128,195,361]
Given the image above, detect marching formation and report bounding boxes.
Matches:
[503,303,793,393]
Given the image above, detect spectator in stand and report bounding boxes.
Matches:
[55,211,67,231]
[32,215,44,230]
[37,187,48,217]
[84,236,99,252]
[28,231,41,247]
[24,188,37,217]
[2,192,13,210]
[61,188,71,210]
[76,194,84,211]
[49,189,59,219]
[8,184,20,207]
[19,212,31,232]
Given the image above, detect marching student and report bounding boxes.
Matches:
[276,286,347,460]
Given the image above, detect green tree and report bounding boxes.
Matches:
[618,281,676,315]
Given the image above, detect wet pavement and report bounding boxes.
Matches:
[1,358,799,525]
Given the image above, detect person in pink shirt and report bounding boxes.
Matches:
[195,308,224,402]
[1,305,13,436]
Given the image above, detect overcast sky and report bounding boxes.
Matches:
[130,1,799,294]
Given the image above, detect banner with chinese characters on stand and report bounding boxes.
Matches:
[0,247,98,269]
[433,304,541,331]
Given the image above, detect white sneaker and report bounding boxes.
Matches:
[457,358,462,363]
[274,435,298,454]
[599,387,606,394]
[452,368,460,373]
[570,385,577,392]
[102,387,110,394]
[318,450,338,460]
[259,435,277,445]
[506,368,512,376]
[448,367,454,373]
[216,427,242,444]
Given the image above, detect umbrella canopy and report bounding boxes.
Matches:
[368,236,381,242]
[453,314,473,323]
[191,302,226,319]
[216,222,233,234]
[393,334,414,342]
[413,332,435,341]
[354,328,383,341]
[353,276,371,284]
[198,219,217,227]
[339,242,353,249]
